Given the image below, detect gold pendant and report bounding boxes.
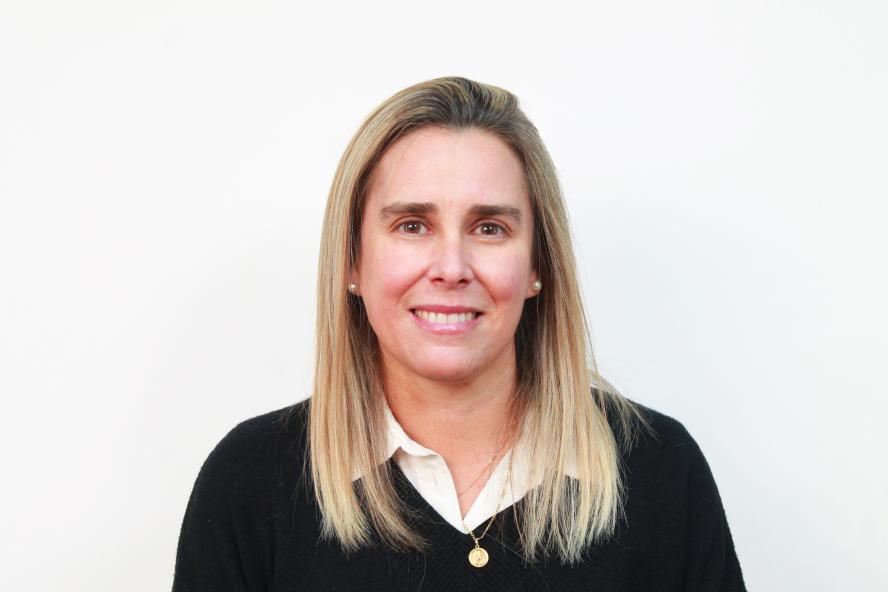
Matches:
[468,546,489,568]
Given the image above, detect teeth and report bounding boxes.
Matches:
[414,310,477,323]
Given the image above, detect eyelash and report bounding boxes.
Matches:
[397,220,507,237]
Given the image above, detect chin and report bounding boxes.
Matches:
[408,356,486,384]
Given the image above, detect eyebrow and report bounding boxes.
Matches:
[379,201,523,223]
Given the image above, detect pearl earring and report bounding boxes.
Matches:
[347,283,359,294]
[532,280,542,292]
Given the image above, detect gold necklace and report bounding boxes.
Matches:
[460,451,513,568]
[456,428,510,498]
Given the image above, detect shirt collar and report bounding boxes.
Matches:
[382,397,438,459]
[376,397,578,480]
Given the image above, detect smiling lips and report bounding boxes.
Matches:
[413,309,479,324]
[410,308,483,333]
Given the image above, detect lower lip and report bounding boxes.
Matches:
[410,310,483,334]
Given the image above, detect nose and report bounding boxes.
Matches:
[427,234,474,288]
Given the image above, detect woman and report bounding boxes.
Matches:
[173,76,746,591]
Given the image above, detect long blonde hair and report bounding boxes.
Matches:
[308,76,647,564]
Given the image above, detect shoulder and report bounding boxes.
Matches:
[210,399,309,456]
[626,398,698,451]
[593,387,699,458]
[174,401,312,587]
[613,397,728,516]
[612,400,746,587]
[223,398,310,443]
[593,389,717,488]
[192,399,311,500]
[624,398,709,470]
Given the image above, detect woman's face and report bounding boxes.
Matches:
[355,126,539,385]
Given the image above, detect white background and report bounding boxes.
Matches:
[1,1,886,590]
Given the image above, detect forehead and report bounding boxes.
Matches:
[365,126,529,212]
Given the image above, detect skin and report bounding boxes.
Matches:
[354,126,539,517]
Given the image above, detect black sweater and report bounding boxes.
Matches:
[172,399,746,591]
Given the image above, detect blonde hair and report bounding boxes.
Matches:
[308,76,648,564]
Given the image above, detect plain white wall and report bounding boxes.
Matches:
[1,1,885,590]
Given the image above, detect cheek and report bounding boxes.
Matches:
[482,255,534,302]
[361,245,422,310]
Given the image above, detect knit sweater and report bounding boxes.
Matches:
[172,398,746,591]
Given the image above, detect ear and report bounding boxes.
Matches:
[525,268,540,299]
[347,270,359,294]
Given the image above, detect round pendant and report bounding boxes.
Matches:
[468,546,489,568]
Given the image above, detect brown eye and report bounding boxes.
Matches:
[399,220,427,234]
[478,223,505,236]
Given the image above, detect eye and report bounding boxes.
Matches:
[398,220,428,235]
[476,222,506,237]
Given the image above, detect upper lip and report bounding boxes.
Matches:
[410,305,483,314]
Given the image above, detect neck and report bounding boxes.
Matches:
[382,347,519,469]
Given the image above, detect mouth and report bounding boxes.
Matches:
[410,309,482,324]
[409,308,484,333]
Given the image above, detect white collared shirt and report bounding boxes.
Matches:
[379,401,529,532]
[349,400,579,532]
[364,397,597,533]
